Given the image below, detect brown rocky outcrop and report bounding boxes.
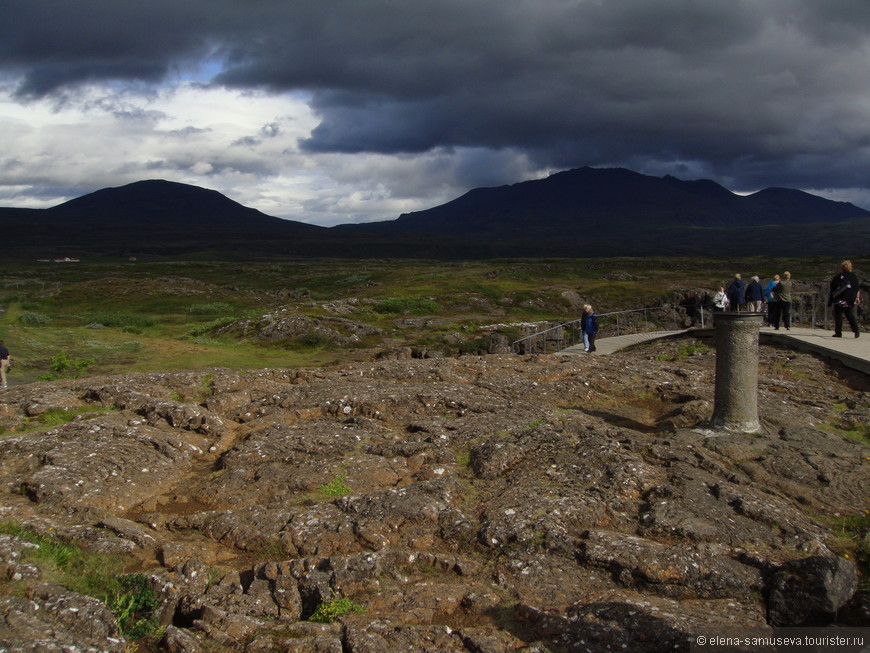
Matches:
[0,338,867,651]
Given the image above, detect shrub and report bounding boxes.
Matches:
[295,330,330,349]
[111,574,160,639]
[199,374,216,398]
[373,297,439,315]
[187,302,233,316]
[0,294,24,306]
[38,352,94,381]
[18,311,51,325]
[85,312,155,329]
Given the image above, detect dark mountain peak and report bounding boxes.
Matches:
[47,179,270,224]
[45,178,325,232]
[379,167,739,233]
[343,166,870,241]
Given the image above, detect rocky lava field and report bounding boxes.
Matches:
[0,337,868,651]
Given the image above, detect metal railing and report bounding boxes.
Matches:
[511,304,699,355]
[510,290,839,355]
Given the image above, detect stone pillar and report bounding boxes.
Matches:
[711,312,764,433]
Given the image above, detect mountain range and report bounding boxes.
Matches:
[2,168,869,259]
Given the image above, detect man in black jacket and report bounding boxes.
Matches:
[829,260,861,338]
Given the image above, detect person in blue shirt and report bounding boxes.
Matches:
[581,304,598,353]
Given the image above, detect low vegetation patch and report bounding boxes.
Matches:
[38,352,95,381]
[3,405,116,436]
[185,316,239,338]
[373,297,439,315]
[819,422,870,447]
[656,340,711,361]
[0,522,160,640]
[308,596,365,623]
[186,301,234,316]
[318,474,352,498]
[289,330,332,350]
[1,256,865,380]
[825,513,870,589]
[85,311,156,329]
[34,406,111,427]
[18,311,51,326]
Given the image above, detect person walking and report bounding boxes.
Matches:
[773,271,794,330]
[745,276,764,313]
[581,304,599,352]
[0,341,10,389]
[726,274,746,312]
[828,260,861,338]
[764,274,780,327]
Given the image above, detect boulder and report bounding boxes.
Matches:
[767,555,858,626]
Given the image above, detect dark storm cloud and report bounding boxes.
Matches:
[3,0,870,199]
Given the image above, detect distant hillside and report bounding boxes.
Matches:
[2,170,869,260]
[0,180,327,259]
[336,167,870,236]
[46,180,308,228]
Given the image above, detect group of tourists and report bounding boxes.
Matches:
[712,271,794,329]
[710,260,862,338]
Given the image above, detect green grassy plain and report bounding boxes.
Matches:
[0,255,863,383]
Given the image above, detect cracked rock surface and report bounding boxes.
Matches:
[0,338,867,651]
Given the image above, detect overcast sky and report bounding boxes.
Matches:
[2,0,870,226]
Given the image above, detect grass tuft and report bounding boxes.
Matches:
[824,513,870,589]
[319,474,352,498]
[308,596,365,623]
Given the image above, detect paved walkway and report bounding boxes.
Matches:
[557,330,691,357]
[757,326,869,374]
[557,326,870,375]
